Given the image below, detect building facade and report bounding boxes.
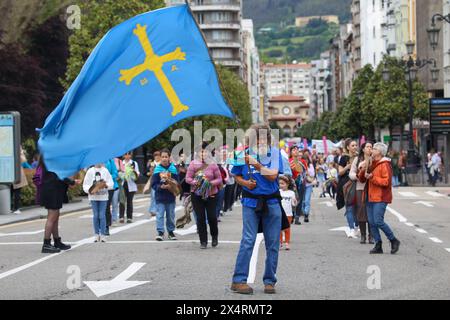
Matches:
[309,51,331,120]
[165,0,243,76]
[242,19,261,124]
[261,63,312,102]
[383,0,417,58]
[268,95,310,138]
[416,0,444,98]
[444,0,450,98]
[360,0,387,68]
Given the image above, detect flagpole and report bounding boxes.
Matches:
[184,0,240,125]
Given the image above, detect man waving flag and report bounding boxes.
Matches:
[38,4,234,178]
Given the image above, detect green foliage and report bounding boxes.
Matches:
[145,65,252,152]
[298,56,429,141]
[63,0,165,89]
[258,22,339,63]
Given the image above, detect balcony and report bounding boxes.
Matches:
[199,21,241,30]
[190,0,241,12]
[207,40,241,48]
[213,57,242,68]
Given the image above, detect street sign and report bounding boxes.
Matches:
[430,98,450,134]
[0,112,21,184]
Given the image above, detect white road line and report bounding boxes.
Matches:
[429,237,443,243]
[0,230,44,237]
[386,206,408,223]
[0,240,242,245]
[134,205,146,209]
[445,248,450,253]
[415,228,428,234]
[320,201,333,207]
[426,191,445,198]
[247,233,264,284]
[398,192,419,198]
[404,222,415,227]
[413,201,434,208]
[0,218,155,281]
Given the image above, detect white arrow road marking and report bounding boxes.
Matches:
[84,262,150,298]
[413,201,434,208]
[320,201,333,207]
[174,224,197,236]
[398,192,419,198]
[405,222,415,227]
[329,226,351,237]
[0,218,155,281]
[0,229,44,237]
[248,233,264,284]
[426,191,445,198]
[429,237,443,243]
[386,207,407,223]
[415,228,428,234]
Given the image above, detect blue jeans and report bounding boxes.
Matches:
[367,202,395,243]
[156,202,176,234]
[302,185,313,217]
[232,203,281,285]
[111,189,119,222]
[92,201,107,236]
[216,188,225,218]
[392,176,399,187]
[345,205,356,229]
[149,189,157,214]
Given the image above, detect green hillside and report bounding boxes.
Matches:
[243,0,352,29]
[257,18,339,63]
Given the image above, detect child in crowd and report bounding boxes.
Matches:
[279,175,297,251]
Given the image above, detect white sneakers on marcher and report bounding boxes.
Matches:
[348,229,358,239]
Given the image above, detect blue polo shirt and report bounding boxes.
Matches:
[231,147,283,208]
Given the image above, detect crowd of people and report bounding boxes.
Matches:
[11,124,448,295]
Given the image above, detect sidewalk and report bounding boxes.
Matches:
[0,194,150,227]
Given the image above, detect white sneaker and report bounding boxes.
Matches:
[348,229,357,238]
[354,227,361,237]
[100,236,106,243]
[94,235,101,243]
[13,210,21,215]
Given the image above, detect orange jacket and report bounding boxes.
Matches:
[358,157,393,203]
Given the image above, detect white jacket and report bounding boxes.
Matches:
[83,167,114,201]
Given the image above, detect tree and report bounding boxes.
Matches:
[63,0,165,88]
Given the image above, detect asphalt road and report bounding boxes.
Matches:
[0,187,449,300]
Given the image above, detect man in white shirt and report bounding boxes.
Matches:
[119,152,140,223]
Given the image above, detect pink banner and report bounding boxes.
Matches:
[322,136,328,155]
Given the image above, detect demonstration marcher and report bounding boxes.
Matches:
[83,164,114,243]
[119,152,140,223]
[186,142,223,249]
[147,151,161,216]
[40,158,78,253]
[151,149,180,241]
[105,158,120,233]
[337,139,359,239]
[230,124,285,295]
[289,146,305,225]
[350,142,374,244]
[302,153,316,223]
[359,143,401,254]
[11,148,29,214]
[279,175,297,251]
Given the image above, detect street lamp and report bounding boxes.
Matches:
[427,13,450,50]
[382,42,438,173]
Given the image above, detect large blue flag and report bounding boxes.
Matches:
[38,4,234,178]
